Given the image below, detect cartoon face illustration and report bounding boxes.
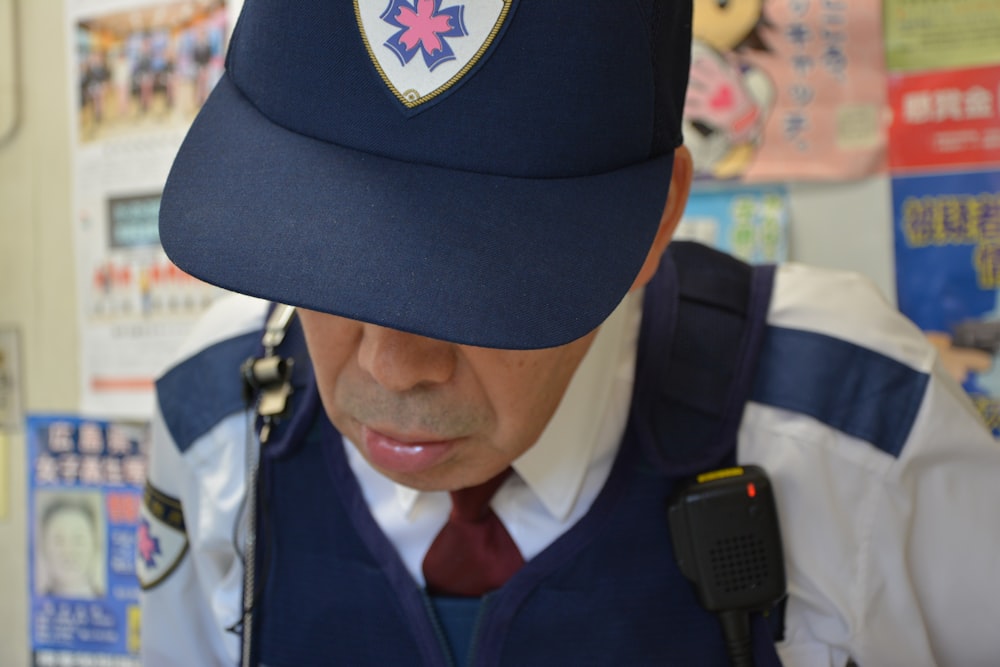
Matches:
[685,0,774,179]
[692,0,765,52]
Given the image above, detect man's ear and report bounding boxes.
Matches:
[630,145,694,291]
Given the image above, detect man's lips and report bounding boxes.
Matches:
[360,425,459,475]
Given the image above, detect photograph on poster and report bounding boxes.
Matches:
[33,490,107,600]
[76,0,227,143]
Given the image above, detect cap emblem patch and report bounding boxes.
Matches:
[355,0,514,110]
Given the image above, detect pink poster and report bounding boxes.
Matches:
[685,0,888,183]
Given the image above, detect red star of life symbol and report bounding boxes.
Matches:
[138,518,162,568]
[396,0,453,55]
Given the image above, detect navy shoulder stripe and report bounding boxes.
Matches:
[156,330,262,453]
[750,326,929,457]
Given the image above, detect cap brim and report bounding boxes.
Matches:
[160,74,674,349]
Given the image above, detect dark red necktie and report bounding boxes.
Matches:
[422,468,525,597]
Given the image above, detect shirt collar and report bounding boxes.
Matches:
[394,291,642,520]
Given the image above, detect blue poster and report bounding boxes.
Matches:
[676,186,789,264]
[893,169,1000,435]
[28,414,147,667]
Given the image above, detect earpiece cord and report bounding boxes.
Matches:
[224,406,257,636]
[227,304,296,666]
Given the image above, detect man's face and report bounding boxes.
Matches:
[298,310,598,491]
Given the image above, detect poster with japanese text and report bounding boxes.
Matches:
[68,0,239,418]
[884,0,1000,73]
[675,186,790,264]
[888,64,1000,175]
[27,414,149,667]
[684,0,887,183]
[893,170,1000,435]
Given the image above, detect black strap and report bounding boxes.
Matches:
[634,241,776,475]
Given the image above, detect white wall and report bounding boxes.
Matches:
[788,176,897,302]
[0,1,77,665]
[0,4,898,666]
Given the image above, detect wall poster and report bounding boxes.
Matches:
[893,169,1000,436]
[676,186,790,264]
[684,0,888,183]
[885,0,1000,435]
[888,64,1000,175]
[68,0,237,418]
[28,414,149,667]
[884,0,1000,73]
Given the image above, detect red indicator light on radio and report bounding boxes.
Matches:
[747,482,757,498]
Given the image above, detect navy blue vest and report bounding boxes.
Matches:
[246,243,783,666]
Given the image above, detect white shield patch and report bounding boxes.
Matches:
[135,482,189,590]
[355,0,514,109]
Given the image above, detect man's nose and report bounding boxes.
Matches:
[357,324,458,392]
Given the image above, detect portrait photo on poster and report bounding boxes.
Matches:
[33,489,107,600]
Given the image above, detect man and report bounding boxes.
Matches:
[139,1,1000,665]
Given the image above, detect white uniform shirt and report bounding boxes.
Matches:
[140,262,1000,667]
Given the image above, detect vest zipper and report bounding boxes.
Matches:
[239,461,258,667]
[464,594,492,667]
[239,411,263,667]
[419,590,458,667]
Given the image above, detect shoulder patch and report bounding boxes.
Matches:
[751,326,930,457]
[136,482,189,590]
[156,329,261,453]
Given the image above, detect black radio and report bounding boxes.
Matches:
[668,465,786,667]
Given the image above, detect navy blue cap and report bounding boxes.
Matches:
[159,0,693,349]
